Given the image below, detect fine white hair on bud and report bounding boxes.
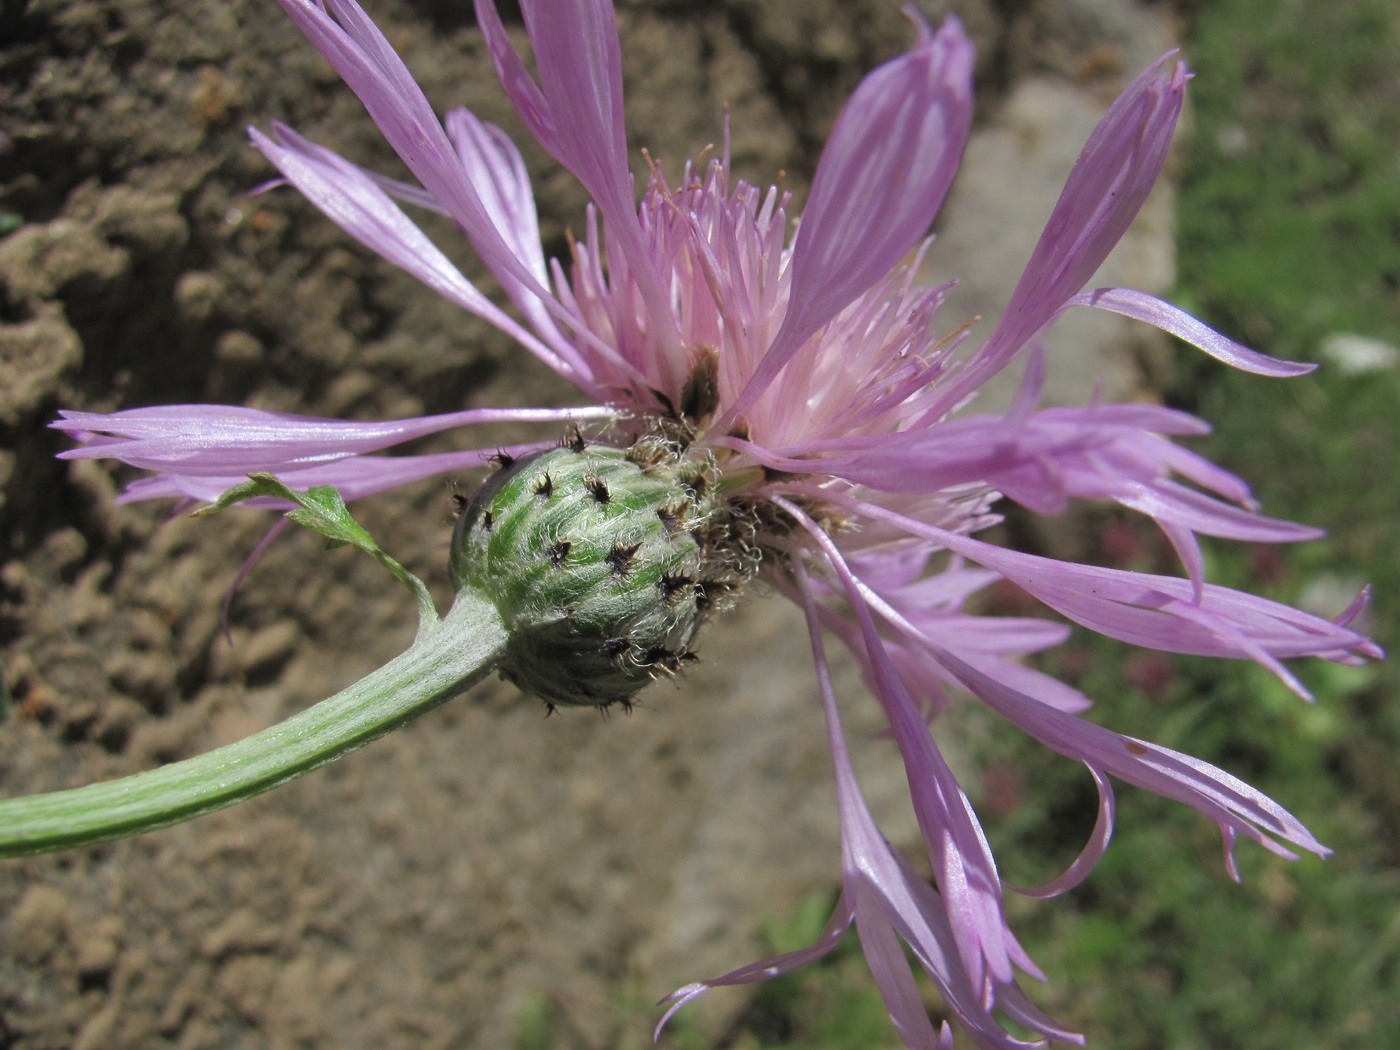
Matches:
[451,434,752,710]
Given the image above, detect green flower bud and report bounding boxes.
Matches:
[451,440,721,709]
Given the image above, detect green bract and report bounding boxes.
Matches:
[451,441,720,708]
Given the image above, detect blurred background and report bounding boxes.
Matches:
[1,0,1395,1047]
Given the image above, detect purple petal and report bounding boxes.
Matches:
[794,561,1071,1048]
[936,56,1188,410]
[1068,288,1316,376]
[721,15,976,429]
[929,615,1070,655]
[474,0,625,208]
[800,489,1378,679]
[782,499,1032,998]
[474,0,682,364]
[110,444,548,507]
[440,108,541,275]
[856,893,951,1050]
[1158,517,1208,603]
[1007,767,1116,899]
[827,566,1095,720]
[756,402,1207,468]
[934,646,1329,865]
[956,650,1095,715]
[653,896,856,1040]
[55,404,611,476]
[252,124,572,373]
[758,402,1320,574]
[1116,479,1320,544]
[440,108,591,372]
[275,0,554,302]
[1335,586,1379,640]
[662,551,1081,1048]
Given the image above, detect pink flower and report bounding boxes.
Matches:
[56,0,1380,1045]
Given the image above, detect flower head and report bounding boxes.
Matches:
[56,0,1380,1044]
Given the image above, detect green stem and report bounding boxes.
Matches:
[0,588,507,857]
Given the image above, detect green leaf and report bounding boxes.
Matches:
[197,472,439,631]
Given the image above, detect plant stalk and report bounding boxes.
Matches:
[0,587,507,857]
